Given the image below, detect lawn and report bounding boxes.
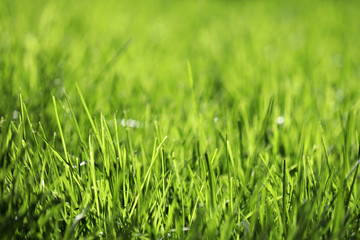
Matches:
[1,0,360,239]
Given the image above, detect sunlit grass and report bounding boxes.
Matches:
[1,0,360,239]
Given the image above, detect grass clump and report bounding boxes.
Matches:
[1,0,360,239]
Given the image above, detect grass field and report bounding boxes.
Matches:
[1,0,360,239]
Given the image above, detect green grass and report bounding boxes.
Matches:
[1,0,360,239]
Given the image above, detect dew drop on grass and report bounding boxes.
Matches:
[120,118,143,128]
[12,110,19,119]
[276,116,285,125]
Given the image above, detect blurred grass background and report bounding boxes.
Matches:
[2,0,360,155]
[2,0,360,113]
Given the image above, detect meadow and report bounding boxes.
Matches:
[1,0,360,239]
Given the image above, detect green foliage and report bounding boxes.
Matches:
[1,0,360,238]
